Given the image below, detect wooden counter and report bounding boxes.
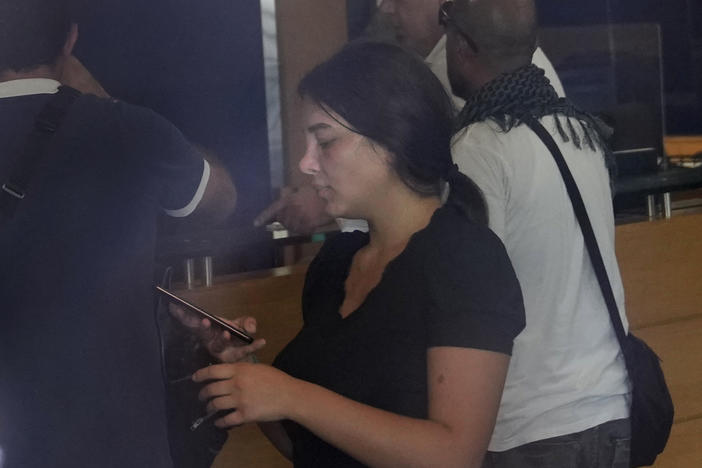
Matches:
[172,213,702,467]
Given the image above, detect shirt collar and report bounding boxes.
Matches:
[0,78,60,99]
[424,35,447,66]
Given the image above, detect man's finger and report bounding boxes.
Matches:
[253,186,297,226]
[253,197,289,226]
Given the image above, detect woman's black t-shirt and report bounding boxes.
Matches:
[273,205,525,467]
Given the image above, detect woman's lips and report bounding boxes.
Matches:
[314,185,332,199]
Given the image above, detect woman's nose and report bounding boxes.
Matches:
[299,147,320,175]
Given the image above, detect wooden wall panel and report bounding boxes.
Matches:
[275,0,348,189]
[615,213,702,329]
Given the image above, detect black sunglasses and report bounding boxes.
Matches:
[438,1,479,53]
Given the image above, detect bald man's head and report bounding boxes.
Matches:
[453,0,537,70]
[444,0,538,98]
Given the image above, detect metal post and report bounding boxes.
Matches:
[184,258,195,289]
[663,192,672,219]
[646,195,656,220]
[202,256,213,288]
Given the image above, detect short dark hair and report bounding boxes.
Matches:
[299,41,487,225]
[0,0,71,72]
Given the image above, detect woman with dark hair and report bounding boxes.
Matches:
[194,41,525,467]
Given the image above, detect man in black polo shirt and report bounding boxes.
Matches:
[0,1,237,466]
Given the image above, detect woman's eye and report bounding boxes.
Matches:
[318,139,334,149]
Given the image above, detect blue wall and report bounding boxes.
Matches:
[71,0,271,227]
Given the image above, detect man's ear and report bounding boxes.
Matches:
[62,23,79,57]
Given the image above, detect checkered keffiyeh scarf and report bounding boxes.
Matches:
[455,64,615,177]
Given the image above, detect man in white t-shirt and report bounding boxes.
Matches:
[254,0,565,232]
[378,0,564,110]
[445,0,631,466]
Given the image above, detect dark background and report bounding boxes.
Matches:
[69,0,271,229]
[536,0,702,135]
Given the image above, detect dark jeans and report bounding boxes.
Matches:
[483,418,631,468]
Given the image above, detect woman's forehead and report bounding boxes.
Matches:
[302,99,352,132]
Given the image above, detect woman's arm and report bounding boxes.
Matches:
[194,346,509,468]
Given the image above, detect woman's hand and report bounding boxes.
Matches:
[193,362,300,427]
[170,305,266,363]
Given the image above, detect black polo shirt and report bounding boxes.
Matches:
[0,82,206,468]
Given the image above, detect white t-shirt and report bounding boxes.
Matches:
[452,115,630,451]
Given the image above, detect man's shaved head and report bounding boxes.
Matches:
[445,0,538,98]
[453,0,537,68]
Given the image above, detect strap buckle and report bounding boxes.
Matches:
[2,182,25,200]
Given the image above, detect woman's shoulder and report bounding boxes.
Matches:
[421,206,525,353]
[421,206,505,258]
[421,206,520,305]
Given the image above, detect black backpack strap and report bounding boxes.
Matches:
[522,115,628,345]
[1,85,82,220]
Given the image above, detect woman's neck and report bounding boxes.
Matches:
[364,190,441,255]
[338,186,441,319]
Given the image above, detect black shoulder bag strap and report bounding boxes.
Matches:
[521,115,627,344]
[523,115,675,467]
[1,85,82,221]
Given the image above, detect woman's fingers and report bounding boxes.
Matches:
[198,377,237,402]
[234,316,258,334]
[206,395,239,415]
[216,338,266,363]
[193,363,236,383]
[215,409,245,428]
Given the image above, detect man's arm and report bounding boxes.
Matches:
[61,56,236,224]
[253,184,332,234]
[189,150,237,225]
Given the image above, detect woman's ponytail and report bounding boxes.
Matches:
[444,164,489,226]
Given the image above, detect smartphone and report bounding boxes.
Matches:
[155,285,254,344]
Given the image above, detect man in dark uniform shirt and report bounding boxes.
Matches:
[0,1,237,466]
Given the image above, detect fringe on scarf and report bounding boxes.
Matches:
[455,64,617,180]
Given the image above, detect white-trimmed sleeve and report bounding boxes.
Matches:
[164,159,211,218]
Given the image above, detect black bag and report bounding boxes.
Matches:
[524,116,674,467]
[156,266,228,468]
[623,335,674,466]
